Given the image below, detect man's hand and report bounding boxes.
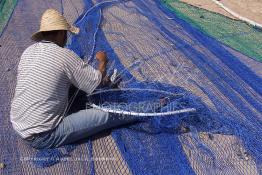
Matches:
[99,76,120,89]
[96,51,107,63]
[96,51,107,80]
[95,51,120,89]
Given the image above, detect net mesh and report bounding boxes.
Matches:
[1,0,262,174]
[66,0,262,174]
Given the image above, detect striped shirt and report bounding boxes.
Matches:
[10,41,102,139]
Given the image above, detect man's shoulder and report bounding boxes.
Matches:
[61,47,79,58]
[23,43,39,53]
[22,42,81,64]
[44,43,79,59]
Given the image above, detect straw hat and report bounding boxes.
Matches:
[31,9,80,41]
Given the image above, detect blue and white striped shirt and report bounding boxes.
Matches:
[10,41,101,138]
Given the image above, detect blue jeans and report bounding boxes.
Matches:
[25,108,138,149]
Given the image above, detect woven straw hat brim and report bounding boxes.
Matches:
[31,9,80,41]
[31,26,79,42]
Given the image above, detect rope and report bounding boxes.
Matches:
[87,88,193,116]
[91,103,196,116]
[87,8,102,63]
[211,0,262,29]
[63,5,103,116]
[65,0,128,115]
[76,0,119,25]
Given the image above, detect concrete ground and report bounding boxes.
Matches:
[182,0,262,25]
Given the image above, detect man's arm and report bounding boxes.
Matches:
[63,50,102,94]
[96,51,111,87]
[96,51,107,78]
[96,51,121,88]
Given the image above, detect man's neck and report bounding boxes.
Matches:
[41,38,62,47]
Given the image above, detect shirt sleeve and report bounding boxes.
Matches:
[63,49,102,94]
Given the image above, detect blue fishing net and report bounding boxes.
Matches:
[66,0,262,174]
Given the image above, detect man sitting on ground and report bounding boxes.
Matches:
[10,9,136,149]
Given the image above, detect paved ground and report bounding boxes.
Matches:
[182,0,262,25]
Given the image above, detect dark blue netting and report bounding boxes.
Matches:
[67,0,262,174]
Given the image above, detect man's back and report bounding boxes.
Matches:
[10,41,101,139]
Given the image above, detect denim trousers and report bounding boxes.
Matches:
[24,108,138,149]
